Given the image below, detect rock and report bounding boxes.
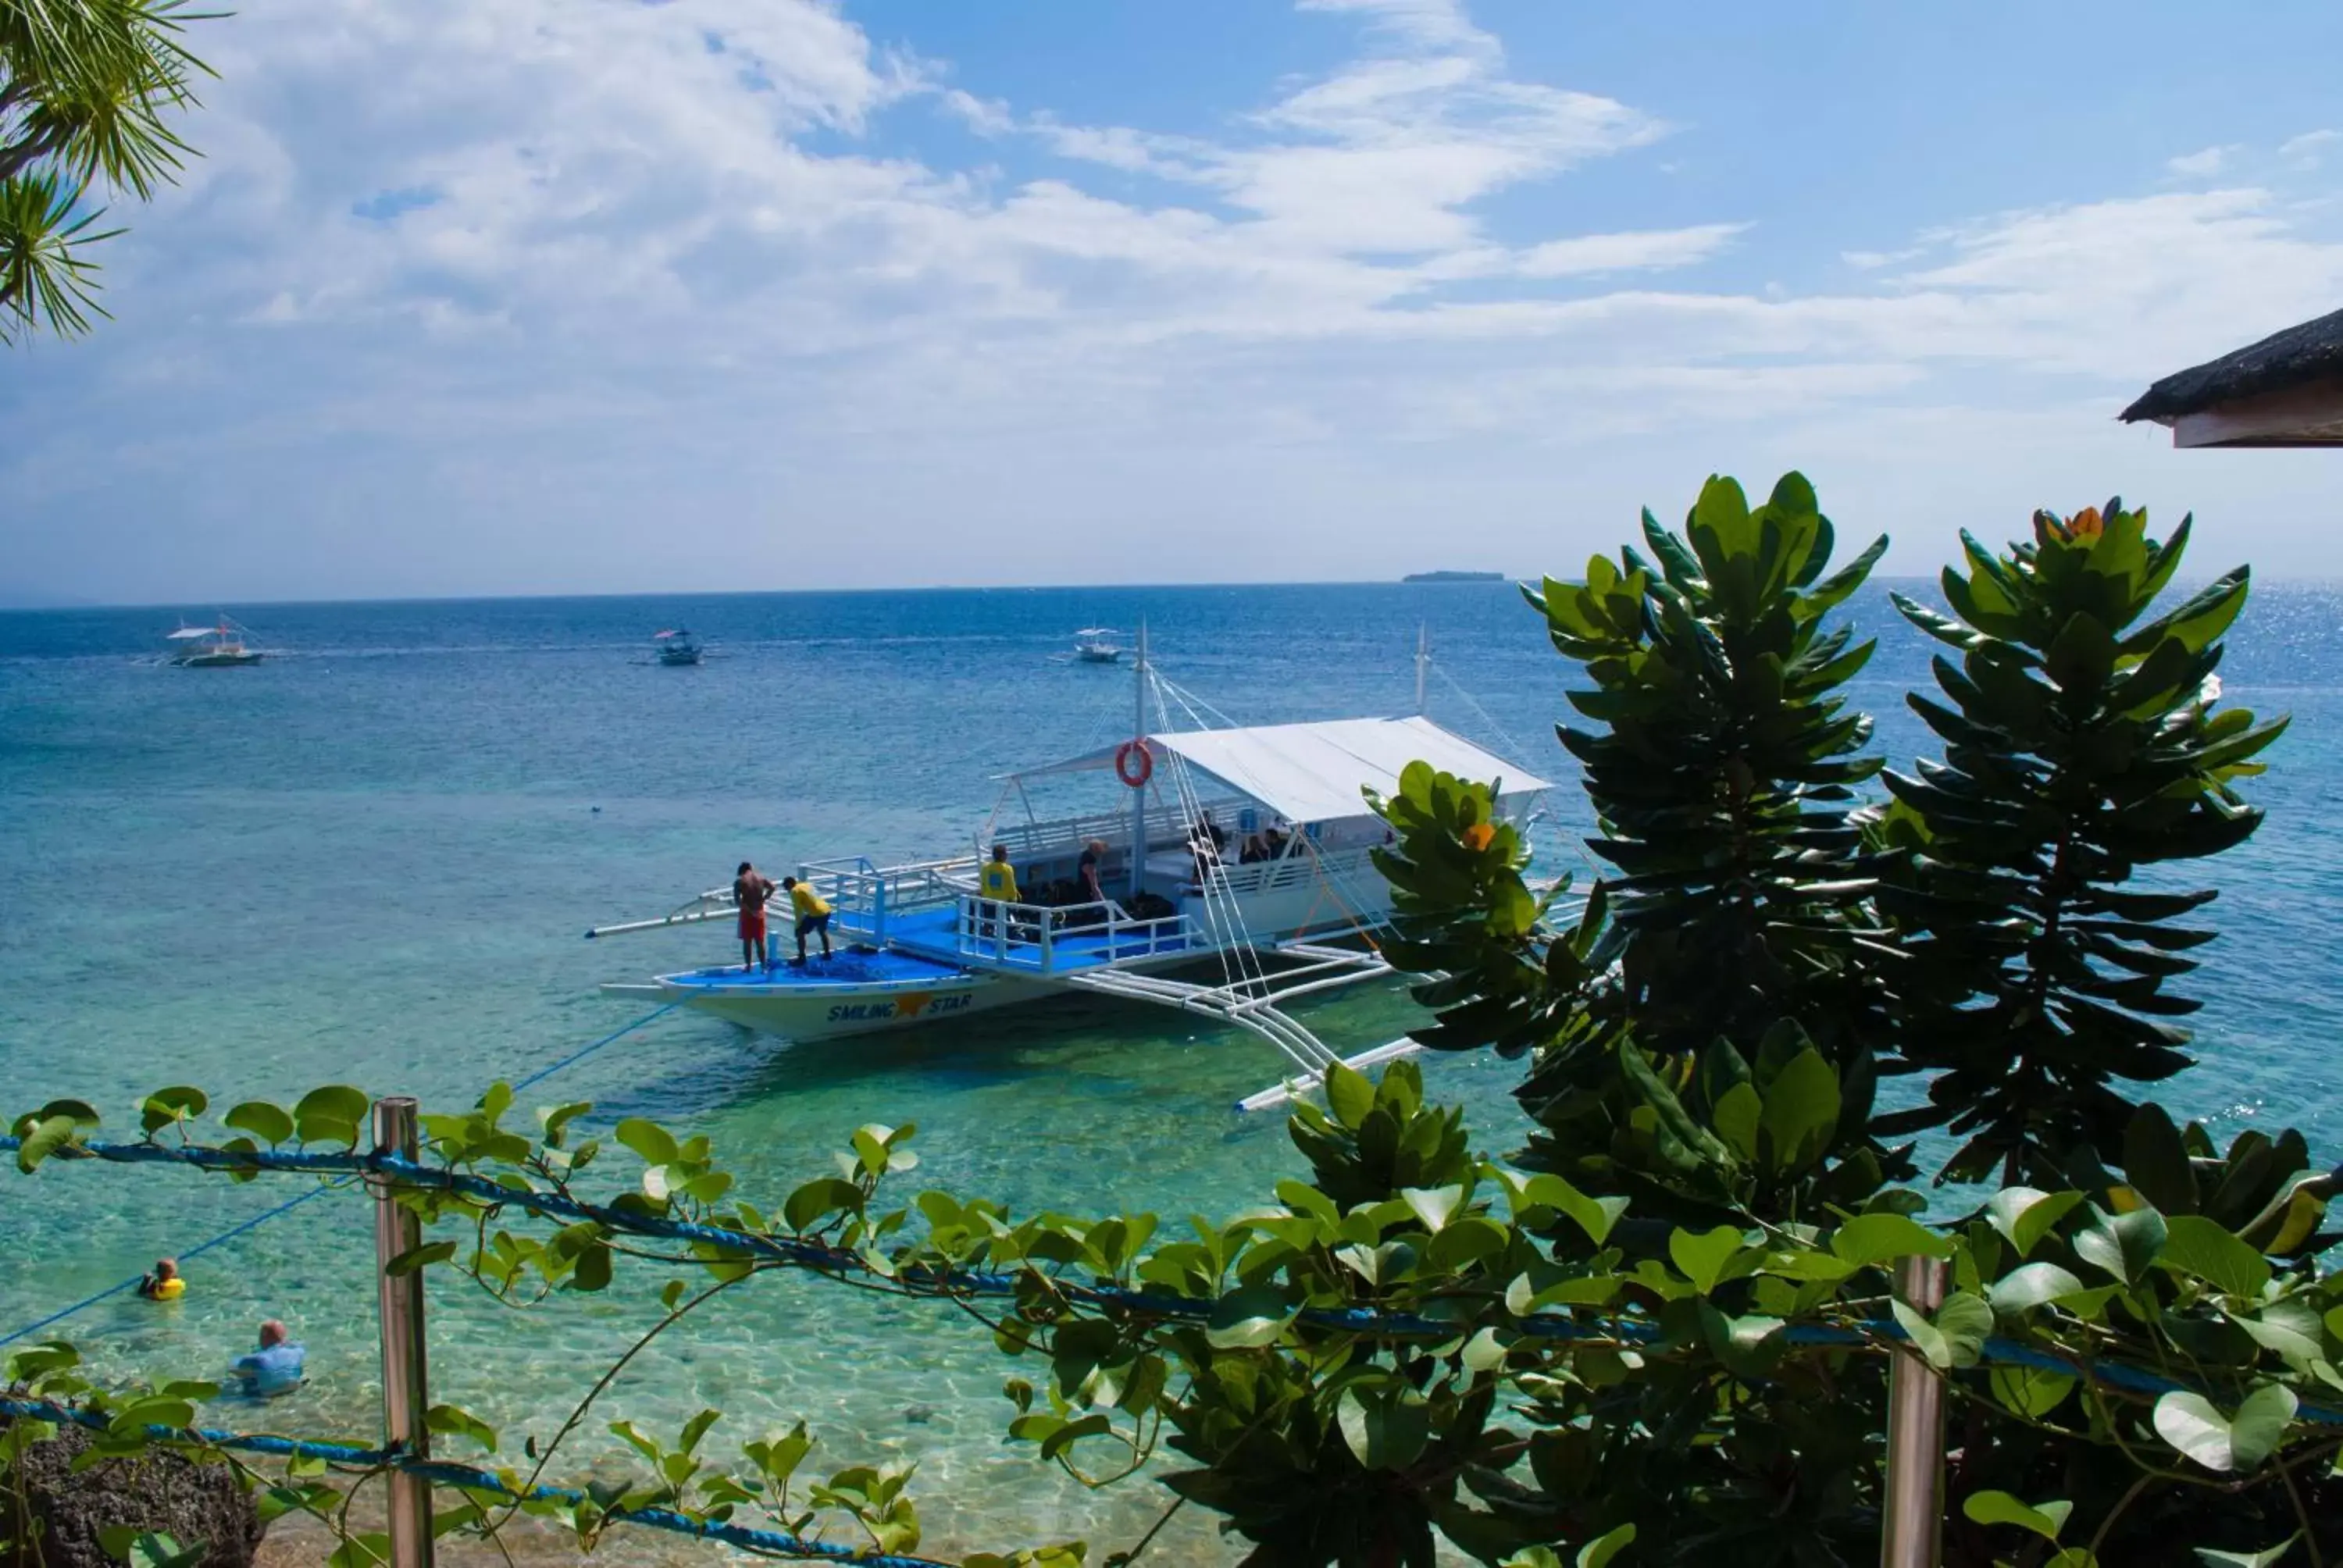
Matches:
[900,1405,937,1425]
[1,1417,263,1568]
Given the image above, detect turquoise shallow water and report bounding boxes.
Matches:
[2,579,2340,1559]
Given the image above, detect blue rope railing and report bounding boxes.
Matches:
[0,1003,677,1351]
[9,1132,2339,1428]
[0,1395,955,1568]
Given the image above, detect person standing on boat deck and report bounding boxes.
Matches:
[733,861,776,972]
[781,876,834,962]
[979,844,1021,939]
[1078,839,1108,905]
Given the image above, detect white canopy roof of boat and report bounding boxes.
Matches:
[166,625,223,639]
[1015,716,1550,825]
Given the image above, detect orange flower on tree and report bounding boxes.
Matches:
[1461,821,1496,852]
[2067,505,2103,543]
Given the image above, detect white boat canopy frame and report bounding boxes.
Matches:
[1010,715,1549,826]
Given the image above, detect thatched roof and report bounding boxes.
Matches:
[2121,307,2343,423]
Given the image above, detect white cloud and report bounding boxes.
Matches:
[2166,145,2235,178]
[8,0,2343,602]
[2281,129,2341,168]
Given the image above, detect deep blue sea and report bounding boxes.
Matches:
[2,580,2338,1559]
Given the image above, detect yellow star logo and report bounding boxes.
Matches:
[894,991,933,1019]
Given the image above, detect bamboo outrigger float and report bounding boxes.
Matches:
[589,628,1547,1108]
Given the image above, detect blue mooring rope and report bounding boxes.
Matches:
[0,1003,678,1350]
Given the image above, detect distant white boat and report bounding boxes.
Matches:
[654,629,703,666]
[166,619,266,668]
[1071,627,1124,663]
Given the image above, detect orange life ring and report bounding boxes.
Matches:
[1114,740,1153,789]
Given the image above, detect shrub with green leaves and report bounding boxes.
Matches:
[1873,501,2286,1183]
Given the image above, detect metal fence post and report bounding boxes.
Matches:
[373,1097,435,1568]
[1881,1254,1950,1568]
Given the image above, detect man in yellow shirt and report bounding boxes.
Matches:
[979,843,1021,903]
[779,876,834,963]
[978,844,1021,941]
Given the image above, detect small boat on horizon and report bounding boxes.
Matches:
[1071,627,1125,663]
[166,619,268,667]
[654,629,703,666]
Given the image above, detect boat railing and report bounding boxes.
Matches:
[801,854,980,942]
[951,894,1191,975]
[1205,842,1384,900]
[991,796,1254,865]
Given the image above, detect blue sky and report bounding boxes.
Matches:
[6,0,2343,604]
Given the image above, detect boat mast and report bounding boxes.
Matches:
[1130,619,1148,898]
[1414,622,1429,716]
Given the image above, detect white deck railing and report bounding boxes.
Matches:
[950,895,1191,975]
[990,796,1255,866]
[798,854,979,942]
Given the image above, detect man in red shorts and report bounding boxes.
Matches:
[733,861,776,971]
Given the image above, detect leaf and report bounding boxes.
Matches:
[1324,1061,1375,1129]
[1667,1224,1747,1295]
[1400,1184,1467,1234]
[2230,1383,2298,1470]
[1204,1285,1295,1349]
[1711,1082,1761,1163]
[1988,1363,2076,1418]
[425,1403,497,1452]
[1507,1171,1629,1245]
[224,1102,295,1146]
[1988,1261,2088,1315]
[1985,1188,2085,1258]
[572,1242,613,1292]
[386,1241,457,1277]
[2195,1536,2302,1567]
[1895,1291,1989,1370]
[2158,1214,2271,1299]
[138,1087,208,1136]
[614,1117,679,1167]
[15,1114,81,1174]
[1830,1213,1952,1268]
[1962,1490,2072,1541]
[783,1178,863,1231]
[1577,1524,1636,1568]
[1756,1047,1841,1172]
[293,1085,370,1146]
[1335,1386,1430,1472]
[2074,1204,2166,1284]
[2154,1392,2236,1472]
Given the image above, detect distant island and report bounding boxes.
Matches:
[1401,570,1506,583]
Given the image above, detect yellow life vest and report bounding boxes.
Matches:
[148,1276,186,1301]
[980,861,1019,902]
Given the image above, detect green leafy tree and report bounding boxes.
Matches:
[1874,501,2288,1183]
[1376,472,1906,1226]
[1,0,210,341]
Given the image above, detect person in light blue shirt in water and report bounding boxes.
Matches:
[229,1319,305,1399]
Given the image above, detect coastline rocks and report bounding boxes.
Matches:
[1,1419,263,1568]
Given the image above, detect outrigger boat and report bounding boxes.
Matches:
[654,629,703,666]
[588,629,1548,1108]
[1071,628,1125,663]
[166,619,266,667]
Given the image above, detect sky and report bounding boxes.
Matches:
[5,0,2343,605]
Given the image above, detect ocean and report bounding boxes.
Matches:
[2,579,2338,1559]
